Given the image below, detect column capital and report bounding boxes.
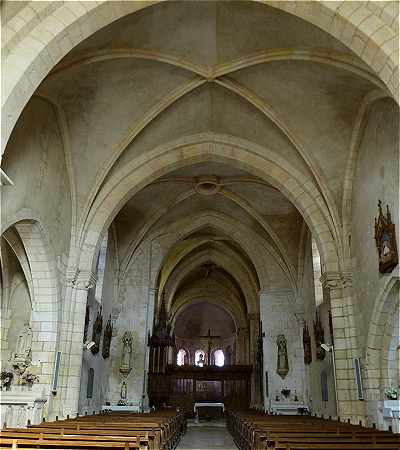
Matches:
[259,288,293,297]
[320,271,341,289]
[320,271,353,290]
[341,270,353,288]
[65,267,79,287]
[237,327,248,336]
[75,270,97,290]
[248,313,260,321]
[294,310,305,325]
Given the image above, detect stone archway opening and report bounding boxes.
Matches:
[0,219,60,425]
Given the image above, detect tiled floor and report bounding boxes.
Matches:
[177,423,238,449]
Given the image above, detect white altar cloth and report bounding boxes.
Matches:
[102,405,141,413]
[194,402,225,413]
[270,401,308,415]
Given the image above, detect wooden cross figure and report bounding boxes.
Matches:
[199,328,221,365]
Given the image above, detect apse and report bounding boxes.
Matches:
[174,302,236,366]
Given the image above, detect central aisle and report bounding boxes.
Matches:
[177,421,238,450]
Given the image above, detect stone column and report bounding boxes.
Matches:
[249,313,261,407]
[142,288,158,410]
[0,307,11,365]
[236,327,248,364]
[321,271,365,423]
[50,269,95,419]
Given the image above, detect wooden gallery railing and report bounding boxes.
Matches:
[148,365,252,412]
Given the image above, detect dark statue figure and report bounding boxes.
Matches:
[302,323,312,365]
[83,305,90,343]
[328,309,334,347]
[374,200,398,273]
[102,315,113,359]
[314,310,326,360]
[91,306,103,354]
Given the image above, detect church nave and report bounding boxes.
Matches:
[1,0,399,445]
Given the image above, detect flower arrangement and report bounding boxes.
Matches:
[20,371,39,385]
[385,387,398,400]
[0,371,14,390]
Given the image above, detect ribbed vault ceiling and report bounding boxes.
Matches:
[9,1,390,318]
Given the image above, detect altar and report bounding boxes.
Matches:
[382,400,400,433]
[194,402,224,421]
[270,401,309,415]
[0,388,47,427]
[101,405,141,413]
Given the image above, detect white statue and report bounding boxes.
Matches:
[120,331,133,375]
[15,321,32,359]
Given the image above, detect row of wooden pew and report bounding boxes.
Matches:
[0,409,186,449]
[226,410,400,450]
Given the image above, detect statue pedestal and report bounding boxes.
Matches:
[0,387,47,427]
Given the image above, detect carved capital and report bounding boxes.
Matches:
[294,311,305,325]
[320,271,342,290]
[320,271,353,290]
[341,270,353,288]
[75,270,97,290]
[248,313,260,321]
[65,268,79,287]
[237,327,248,337]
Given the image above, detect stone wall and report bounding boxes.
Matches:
[260,289,305,409]
[352,97,399,427]
[352,98,399,347]
[2,96,72,266]
[103,241,153,409]
[302,234,337,418]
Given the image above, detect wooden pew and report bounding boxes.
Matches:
[0,410,185,450]
[226,409,400,450]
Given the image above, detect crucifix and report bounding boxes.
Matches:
[199,328,221,365]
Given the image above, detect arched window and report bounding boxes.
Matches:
[312,238,323,307]
[214,349,225,367]
[195,350,205,367]
[177,349,186,366]
[87,368,94,399]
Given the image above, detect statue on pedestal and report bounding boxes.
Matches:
[14,321,32,360]
[121,381,127,399]
[10,322,33,377]
[276,334,289,379]
[120,331,133,375]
